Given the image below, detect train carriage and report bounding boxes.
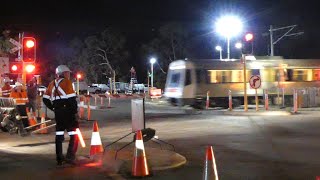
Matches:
[164,57,320,108]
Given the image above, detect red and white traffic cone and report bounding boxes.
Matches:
[203,146,219,180]
[132,130,149,177]
[89,121,104,157]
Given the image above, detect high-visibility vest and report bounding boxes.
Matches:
[43,78,76,102]
[10,90,28,105]
[1,84,12,97]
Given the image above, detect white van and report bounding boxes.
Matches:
[72,81,88,94]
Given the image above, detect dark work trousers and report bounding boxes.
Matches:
[16,105,29,128]
[54,108,79,163]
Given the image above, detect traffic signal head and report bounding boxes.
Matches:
[22,37,36,63]
[10,62,23,74]
[241,33,254,55]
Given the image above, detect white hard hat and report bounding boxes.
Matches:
[15,82,22,87]
[55,65,71,75]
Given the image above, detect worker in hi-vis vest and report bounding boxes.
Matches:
[10,82,29,128]
[1,77,12,97]
[42,65,79,166]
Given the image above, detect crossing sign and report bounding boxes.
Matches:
[249,75,261,89]
[9,38,22,53]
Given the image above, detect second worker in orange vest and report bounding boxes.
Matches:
[1,78,12,97]
[43,65,79,167]
[10,82,29,128]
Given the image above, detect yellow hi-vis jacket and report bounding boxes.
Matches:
[10,89,28,105]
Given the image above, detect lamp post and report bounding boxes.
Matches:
[150,58,156,89]
[76,73,82,95]
[215,15,243,60]
[215,45,222,60]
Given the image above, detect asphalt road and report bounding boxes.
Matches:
[0,98,320,179]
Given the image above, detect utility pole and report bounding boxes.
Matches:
[269,25,304,56]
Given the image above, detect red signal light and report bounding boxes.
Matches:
[25,40,35,48]
[11,65,18,71]
[25,64,35,73]
[245,33,254,41]
[9,62,23,74]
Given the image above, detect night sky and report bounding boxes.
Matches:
[1,0,320,79]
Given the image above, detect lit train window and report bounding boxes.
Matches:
[292,69,312,81]
[313,69,320,80]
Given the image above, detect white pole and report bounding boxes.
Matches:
[227,37,230,60]
[151,63,154,88]
[219,50,222,60]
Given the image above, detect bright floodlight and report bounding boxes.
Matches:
[150,58,156,64]
[235,42,242,49]
[215,46,222,51]
[215,16,243,38]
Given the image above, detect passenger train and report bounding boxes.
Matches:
[164,57,320,108]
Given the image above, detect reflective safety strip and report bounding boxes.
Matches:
[56,131,64,135]
[135,140,145,151]
[43,94,50,99]
[51,79,64,101]
[90,132,102,145]
[68,131,77,135]
[15,98,28,101]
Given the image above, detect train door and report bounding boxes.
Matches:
[182,69,196,105]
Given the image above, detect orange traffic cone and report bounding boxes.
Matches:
[37,113,48,134]
[89,121,104,157]
[132,130,150,177]
[203,146,219,180]
[26,107,37,126]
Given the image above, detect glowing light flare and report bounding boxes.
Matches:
[11,65,18,71]
[215,46,222,51]
[215,16,243,38]
[235,42,242,49]
[76,73,82,79]
[25,40,35,48]
[25,64,35,73]
[76,128,86,148]
[245,33,254,41]
[150,57,156,64]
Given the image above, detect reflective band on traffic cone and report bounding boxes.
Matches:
[132,130,149,177]
[36,113,48,134]
[203,146,219,180]
[90,121,104,157]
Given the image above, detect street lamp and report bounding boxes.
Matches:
[215,45,222,60]
[215,15,243,60]
[150,57,156,89]
[76,73,82,95]
[235,42,242,49]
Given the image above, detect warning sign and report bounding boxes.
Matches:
[249,75,261,89]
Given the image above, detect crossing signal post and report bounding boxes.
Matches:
[241,33,254,112]
[22,37,36,84]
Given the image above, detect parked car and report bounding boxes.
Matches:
[92,84,110,93]
[87,85,102,94]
